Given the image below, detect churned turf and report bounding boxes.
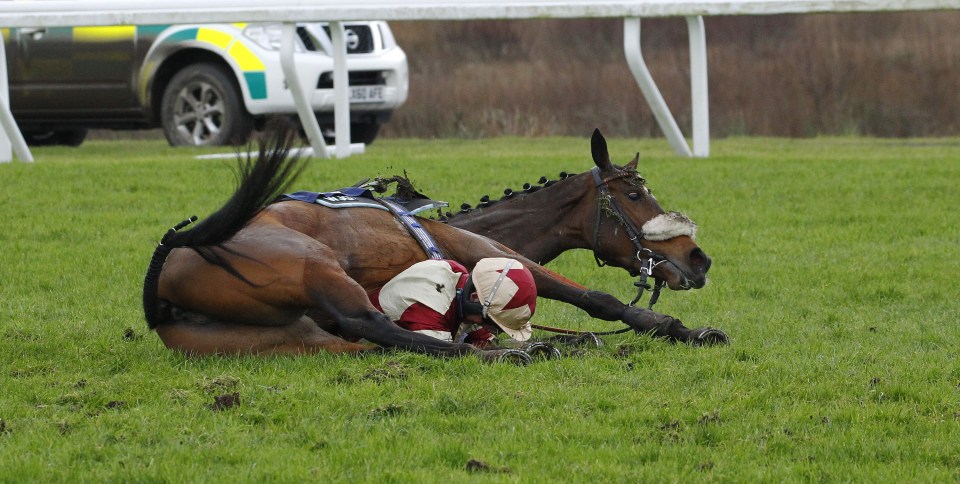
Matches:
[0,136,958,481]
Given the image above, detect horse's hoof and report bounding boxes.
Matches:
[546,332,603,348]
[485,349,532,365]
[575,332,603,348]
[691,328,729,346]
[522,342,562,360]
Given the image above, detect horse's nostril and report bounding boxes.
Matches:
[690,248,711,272]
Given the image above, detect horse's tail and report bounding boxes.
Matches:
[143,121,307,329]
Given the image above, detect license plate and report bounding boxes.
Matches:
[349,86,385,103]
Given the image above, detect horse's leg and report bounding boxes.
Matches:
[319,307,532,363]
[299,253,531,363]
[530,265,728,345]
[155,315,377,356]
[432,226,727,346]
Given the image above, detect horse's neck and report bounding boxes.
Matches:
[448,177,592,265]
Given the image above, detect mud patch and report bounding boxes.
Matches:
[0,419,10,435]
[201,375,240,394]
[122,328,142,341]
[465,459,510,474]
[106,401,126,410]
[208,392,241,411]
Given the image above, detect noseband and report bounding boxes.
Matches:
[590,166,667,309]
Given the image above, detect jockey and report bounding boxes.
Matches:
[370,257,537,348]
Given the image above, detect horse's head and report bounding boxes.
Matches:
[588,129,711,291]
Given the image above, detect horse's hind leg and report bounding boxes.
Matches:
[155,316,376,356]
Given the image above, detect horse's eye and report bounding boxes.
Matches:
[627,192,641,201]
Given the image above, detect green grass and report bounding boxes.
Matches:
[1,136,959,481]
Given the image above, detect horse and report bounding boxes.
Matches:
[442,130,727,344]
[143,124,725,363]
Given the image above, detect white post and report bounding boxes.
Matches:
[279,22,330,158]
[623,17,692,157]
[0,30,33,163]
[686,15,710,157]
[328,21,354,159]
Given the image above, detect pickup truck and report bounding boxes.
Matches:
[2,22,408,146]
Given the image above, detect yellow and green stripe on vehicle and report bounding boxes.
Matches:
[62,25,268,100]
[154,25,268,100]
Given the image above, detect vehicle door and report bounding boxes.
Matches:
[6,26,138,116]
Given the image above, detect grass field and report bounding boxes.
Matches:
[1,136,958,481]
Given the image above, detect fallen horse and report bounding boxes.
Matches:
[143,125,726,361]
[443,130,727,342]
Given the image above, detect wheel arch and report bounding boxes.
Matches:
[146,49,247,126]
[139,25,264,126]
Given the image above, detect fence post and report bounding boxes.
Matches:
[686,15,710,157]
[623,17,692,157]
[0,30,33,163]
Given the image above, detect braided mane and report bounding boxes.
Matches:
[434,164,646,222]
[433,171,580,222]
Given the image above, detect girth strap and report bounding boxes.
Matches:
[379,198,445,260]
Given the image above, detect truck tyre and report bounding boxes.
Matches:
[320,121,382,146]
[160,63,253,146]
[23,129,88,147]
[350,121,381,145]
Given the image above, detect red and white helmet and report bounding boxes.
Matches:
[471,257,537,341]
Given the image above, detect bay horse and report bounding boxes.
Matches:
[143,125,724,362]
[443,130,727,344]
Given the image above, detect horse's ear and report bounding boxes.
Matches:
[591,128,613,171]
[625,152,639,170]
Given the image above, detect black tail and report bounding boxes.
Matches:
[143,122,307,328]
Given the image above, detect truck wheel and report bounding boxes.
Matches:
[23,129,88,147]
[320,121,382,145]
[160,63,253,146]
[350,121,381,145]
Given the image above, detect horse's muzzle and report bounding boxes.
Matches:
[657,247,710,290]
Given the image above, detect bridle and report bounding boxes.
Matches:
[589,166,667,311]
[530,166,669,338]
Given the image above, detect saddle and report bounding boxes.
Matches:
[282,183,447,216]
[281,179,449,259]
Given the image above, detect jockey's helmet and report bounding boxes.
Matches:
[468,257,537,341]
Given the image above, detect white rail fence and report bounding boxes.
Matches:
[2,0,958,162]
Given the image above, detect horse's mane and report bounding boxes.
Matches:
[434,171,581,222]
[436,164,646,222]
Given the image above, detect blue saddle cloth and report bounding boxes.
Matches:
[282,186,447,215]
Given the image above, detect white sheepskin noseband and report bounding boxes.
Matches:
[641,212,697,241]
